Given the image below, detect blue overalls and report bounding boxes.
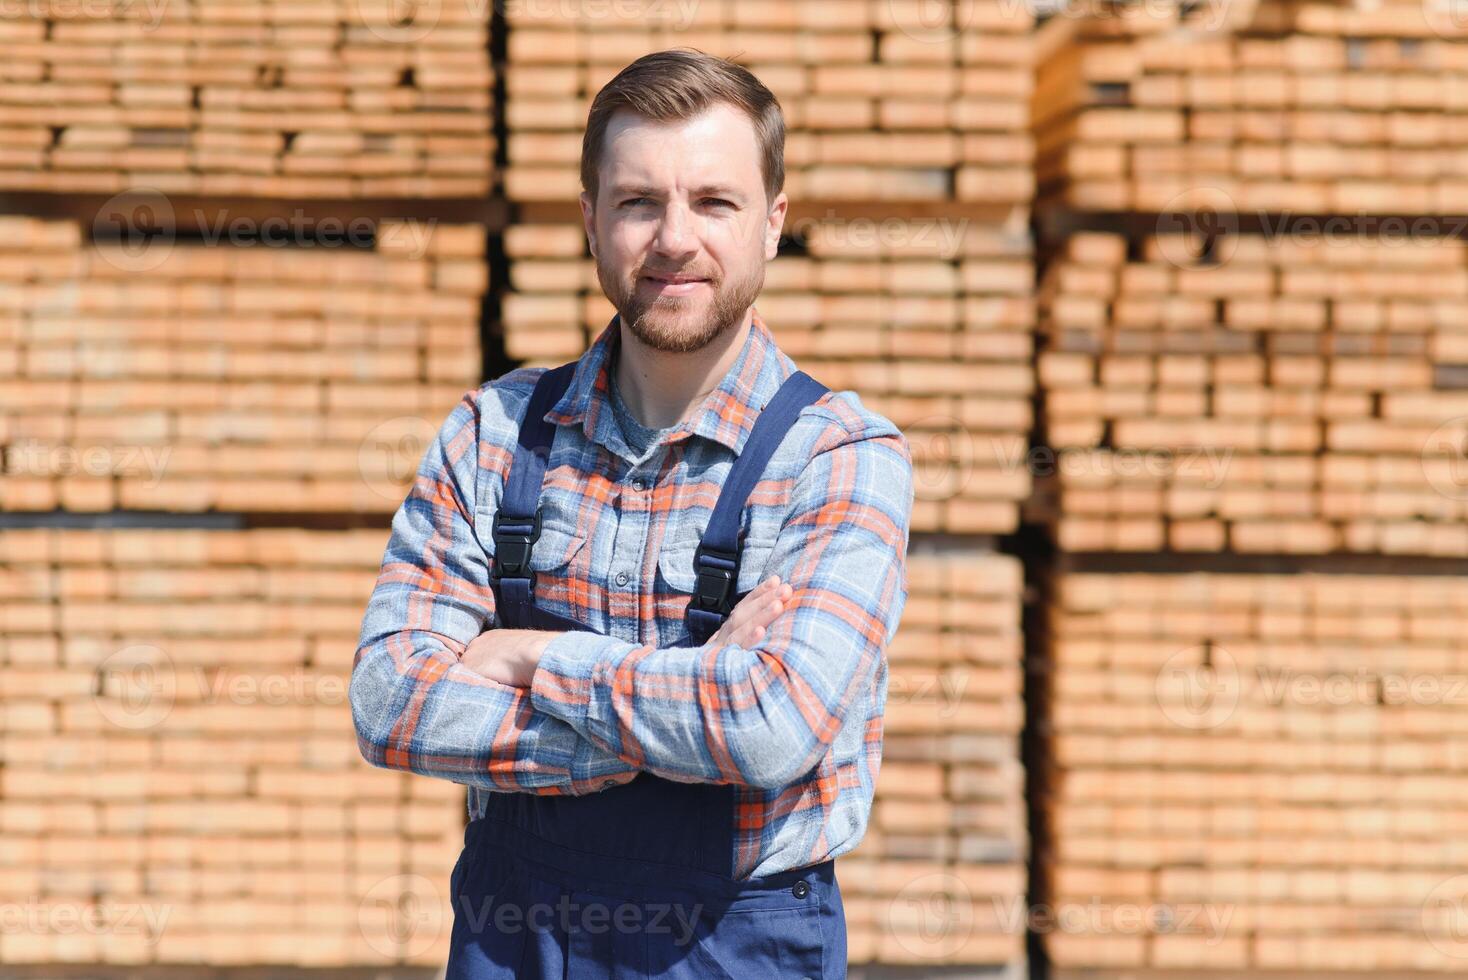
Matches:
[445,359,849,979]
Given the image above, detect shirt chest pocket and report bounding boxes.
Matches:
[478,510,588,585]
[655,531,780,604]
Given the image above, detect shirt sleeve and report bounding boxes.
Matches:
[349,386,641,796]
[527,422,914,790]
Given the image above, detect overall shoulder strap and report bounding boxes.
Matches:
[492,361,578,627]
[685,370,831,645]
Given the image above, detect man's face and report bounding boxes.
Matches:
[580,102,788,354]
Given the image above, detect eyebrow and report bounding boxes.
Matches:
[609,184,746,200]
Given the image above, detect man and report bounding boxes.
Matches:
[350,49,913,979]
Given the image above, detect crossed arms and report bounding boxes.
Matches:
[348,386,913,794]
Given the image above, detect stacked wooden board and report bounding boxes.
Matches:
[1046,569,1468,972]
[1034,0,1468,215]
[502,0,1035,204]
[0,527,465,967]
[846,551,1027,966]
[1036,228,1468,555]
[503,217,1036,536]
[0,215,484,515]
[0,0,493,197]
[1035,2,1468,977]
[0,525,1022,970]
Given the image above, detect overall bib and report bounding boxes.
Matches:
[445,360,849,979]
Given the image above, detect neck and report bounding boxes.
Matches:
[613,308,753,430]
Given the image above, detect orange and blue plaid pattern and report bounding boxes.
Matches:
[351,310,914,878]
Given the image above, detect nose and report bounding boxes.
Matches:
[651,200,697,259]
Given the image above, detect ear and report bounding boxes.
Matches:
[763,191,788,261]
[579,190,597,258]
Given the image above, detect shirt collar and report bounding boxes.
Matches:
[545,307,794,457]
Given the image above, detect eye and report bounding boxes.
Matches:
[619,197,652,207]
[701,197,735,208]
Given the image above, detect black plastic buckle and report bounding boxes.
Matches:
[490,507,542,587]
[690,541,740,615]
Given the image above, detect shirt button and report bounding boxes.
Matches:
[615,571,629,586]
[602,778,618,788]
[791,880,810,899]
[632,479,647,491]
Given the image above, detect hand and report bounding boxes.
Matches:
[460,628,555,688]
[709,575,792,649]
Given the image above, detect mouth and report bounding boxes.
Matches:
[639,273,711,297]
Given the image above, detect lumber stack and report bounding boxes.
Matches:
[0,0,493,197]
[0,527,1022,970]
[1034,0,1468,215]
[1036,229,1468,555]
[1045,569,1468,972]
[845,551,1027,967]
[502,217,1036,536]
[0,527,464,967]
[0,215,484,516]
[502,0,1034,204]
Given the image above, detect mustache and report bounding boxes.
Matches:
[635,267,718,281]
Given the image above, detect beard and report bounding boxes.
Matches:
[595,252,765,354]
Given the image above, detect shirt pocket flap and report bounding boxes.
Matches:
[656,536,778,599]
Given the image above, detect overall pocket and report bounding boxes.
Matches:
[641,899,826,980]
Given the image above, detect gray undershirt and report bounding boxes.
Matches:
[609,363,676,464]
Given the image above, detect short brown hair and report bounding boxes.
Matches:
[580,49,785,206]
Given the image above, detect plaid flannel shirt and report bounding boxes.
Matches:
[350,309,913,878]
